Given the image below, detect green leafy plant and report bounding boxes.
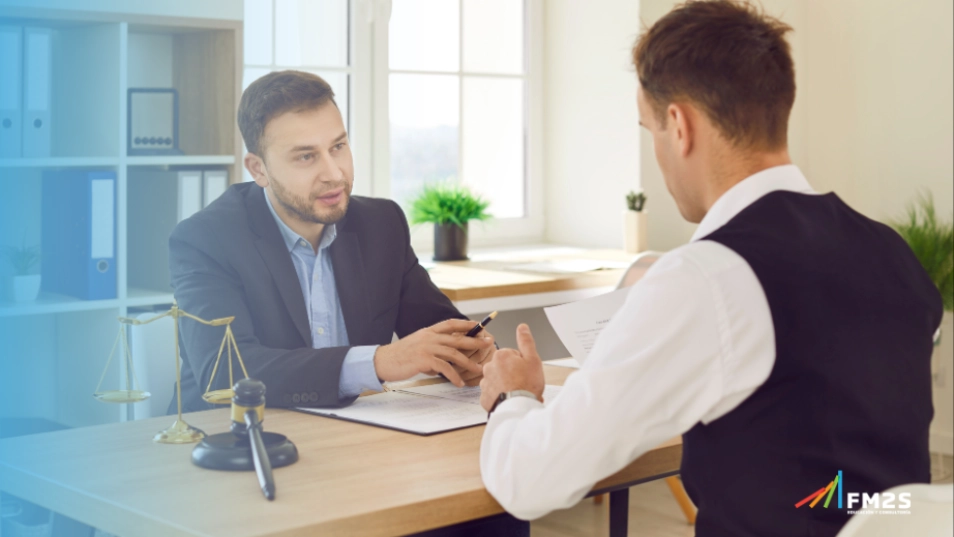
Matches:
[3,242,41,276]
[408,182,492,229]
[892,195,953,311]
[626,191,647,212]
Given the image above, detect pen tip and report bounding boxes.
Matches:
[488,311,498,319]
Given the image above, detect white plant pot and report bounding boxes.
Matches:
[5,274,42,302]
[623,210,648,254]
[930,312,954,455]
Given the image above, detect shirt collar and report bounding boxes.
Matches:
[263,188,338,253]
[691,164,817,241]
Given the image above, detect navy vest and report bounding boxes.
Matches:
[683,191,942,537]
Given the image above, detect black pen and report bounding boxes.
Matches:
[466,311,497,337]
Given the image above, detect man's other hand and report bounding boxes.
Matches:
[373,319,492,387]
[455,326,496,386]
[480,324,545,412]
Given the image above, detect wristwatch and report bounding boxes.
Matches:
[487,390,540,418]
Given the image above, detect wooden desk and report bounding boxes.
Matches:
[428,247,636,314]
[0,366,681,537]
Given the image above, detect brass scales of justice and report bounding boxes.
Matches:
[92,299,250,444]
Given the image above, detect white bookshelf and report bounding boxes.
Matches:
[0,157,121,168]
[0,1,243,428]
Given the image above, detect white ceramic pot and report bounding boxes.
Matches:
[5,274,42,302]
[623,210,648,254]
[930,312,954,455]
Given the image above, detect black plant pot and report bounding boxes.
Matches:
[433,222,469,261]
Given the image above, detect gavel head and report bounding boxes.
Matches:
[230,378,266,437]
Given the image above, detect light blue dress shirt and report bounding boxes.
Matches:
[265,193,383,398]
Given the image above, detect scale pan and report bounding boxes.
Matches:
[202,389,234,405]
[94,390,151,403]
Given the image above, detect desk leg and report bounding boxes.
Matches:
[609,488,629,537]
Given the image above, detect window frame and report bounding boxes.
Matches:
[370,0,545,251]
[241,0,374,194]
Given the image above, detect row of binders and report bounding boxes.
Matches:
[0,26,52,158]
[41,169,229,301]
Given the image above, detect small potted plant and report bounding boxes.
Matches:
[623,190,648,253]
[3,241,42,302]
[892,194,954,328]
[408,183,491,261]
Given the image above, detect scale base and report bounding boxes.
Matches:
[191,432,299,471]
[154,419,206,444]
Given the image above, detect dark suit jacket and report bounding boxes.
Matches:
[168,183,465,413]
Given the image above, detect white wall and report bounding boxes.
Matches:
[545,0,953,250]
[542,0,642,248]
[802,0,954,221]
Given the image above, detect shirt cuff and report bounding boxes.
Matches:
[338,345,383,398]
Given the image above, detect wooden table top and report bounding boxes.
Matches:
[0,366,681,537]
[429,249,636,301]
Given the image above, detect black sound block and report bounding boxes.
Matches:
[191,432,299,471]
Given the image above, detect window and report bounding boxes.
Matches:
[242,0,372,188]
[383,0,542,244]
[244,0,542,244]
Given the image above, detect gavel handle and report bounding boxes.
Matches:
[245,409,276,501]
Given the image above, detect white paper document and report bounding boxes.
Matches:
[296,384,563,435]
[545,358,581,369]
[544,287,631,363]
[506,259,631,274]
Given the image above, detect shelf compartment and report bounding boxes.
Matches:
[0,157,121,168]
[128,28,238,157]
[126,155,235,167]
[0,292,122,317]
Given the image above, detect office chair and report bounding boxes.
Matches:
[835,483,953,537]
[593,251,698,525]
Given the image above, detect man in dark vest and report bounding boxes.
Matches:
[476,2,943,536]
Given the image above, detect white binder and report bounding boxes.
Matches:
[23,27,52,158]
[203,170,229,207]
[0,26,22,158]
[178,171,203,221]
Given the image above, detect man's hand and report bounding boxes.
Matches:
[480,324,545,412]
[373,319,493,387]
[455,326,496,386]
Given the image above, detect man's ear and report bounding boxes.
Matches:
[244,152,270,188]
[667,102,694,158]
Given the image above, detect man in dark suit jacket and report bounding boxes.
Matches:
[169,70,493,414]
[169,70,528,537]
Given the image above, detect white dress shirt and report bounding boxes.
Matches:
[480,165,818,520]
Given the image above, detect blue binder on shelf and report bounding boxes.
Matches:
[0,26,23,158]
[41,170,117,300]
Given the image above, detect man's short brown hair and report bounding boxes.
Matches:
[632,0,795,150]
[238,70,337,157]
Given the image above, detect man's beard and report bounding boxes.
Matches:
[269,174,351,225]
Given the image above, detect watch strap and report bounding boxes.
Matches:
[487,389,540,419]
